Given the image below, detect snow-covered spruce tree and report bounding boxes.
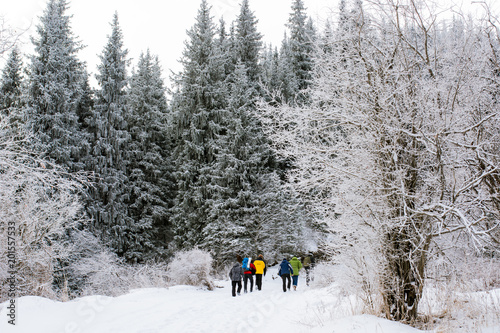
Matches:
[276,33,299,105]
[260,0,500,323]
[75,72,93,149]
[126,50,173,261]
[195,0,308,262]
[216,18,237,78]
[260,44,281,103]
[201,63,307,261]
[169,0,227,249]
[86,12,131,258]
[286,0,315,103]
[26,0,88,172]
[235,0,262,84]
[0,47,23,111]
[263,0,315,105]
[0,47,24,137]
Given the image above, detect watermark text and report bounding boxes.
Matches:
[6,221,17,325]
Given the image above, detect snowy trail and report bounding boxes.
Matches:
[1,266,426,333]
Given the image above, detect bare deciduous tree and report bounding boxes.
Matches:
[0,118,84,301]
[0,16,26,59]
[259,0,500,323]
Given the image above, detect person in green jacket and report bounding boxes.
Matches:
[290,256,302,291]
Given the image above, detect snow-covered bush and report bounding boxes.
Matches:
[419,276,500,331]
[309,262,337,288]
[69,238,169,297]
[166,249,214,290]
[313,256,384,316]
[76,256,169,297]
[212,261,233,281]
[412,241,500,331]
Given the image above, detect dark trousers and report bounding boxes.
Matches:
[243,274,253,292]
[281,274,291,292]
[231,281,242,297]
[305,266,310,285]
[255,274,263,290]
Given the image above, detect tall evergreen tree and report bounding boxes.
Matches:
[169,0,227,249]
[286,0,315,102]
[76,74,94,131]
[126,50,173,261]
[217,18,238,78]
[169,0,309,259]
[318,19,334,54]
[74,73,93,160]
[26,0,88,171]
[235,0,263,83]
[202,63,306,260]
[0,47,24,135]
[0,47,23,111]
[277,33,299,104]
[87,12,131,258]
[261,44,278,97]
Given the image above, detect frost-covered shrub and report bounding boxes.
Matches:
[415,243,500,330]
[166,249,214,290]
[431,253,500,293]
[72,248,128,297]
[70,240,169,297]
[419,277,500,331]
[324,245,385,316]
[309,262,337,288]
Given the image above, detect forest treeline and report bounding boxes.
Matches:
[0,0,320,298]
[1,0,318,261]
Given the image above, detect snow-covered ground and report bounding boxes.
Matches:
[1,266,498,332]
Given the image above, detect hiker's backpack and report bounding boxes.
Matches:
[242,257,251,271]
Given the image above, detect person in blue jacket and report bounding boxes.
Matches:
[277,258,294,292]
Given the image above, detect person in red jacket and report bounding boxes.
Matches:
[242,257,256,293]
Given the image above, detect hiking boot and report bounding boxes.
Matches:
[293,286,297,291]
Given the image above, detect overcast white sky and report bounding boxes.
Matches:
[1,0,498,88]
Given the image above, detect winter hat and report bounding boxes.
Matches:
[258,254,264,259]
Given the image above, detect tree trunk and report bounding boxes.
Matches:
[382,226,429,322]
[383,232,419,321]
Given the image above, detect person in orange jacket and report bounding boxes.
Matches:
[253,254,267,291]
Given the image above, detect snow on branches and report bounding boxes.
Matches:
[0,118,84,301]
[259,0,500,322]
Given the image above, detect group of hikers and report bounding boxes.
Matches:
[228,253,315,297]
